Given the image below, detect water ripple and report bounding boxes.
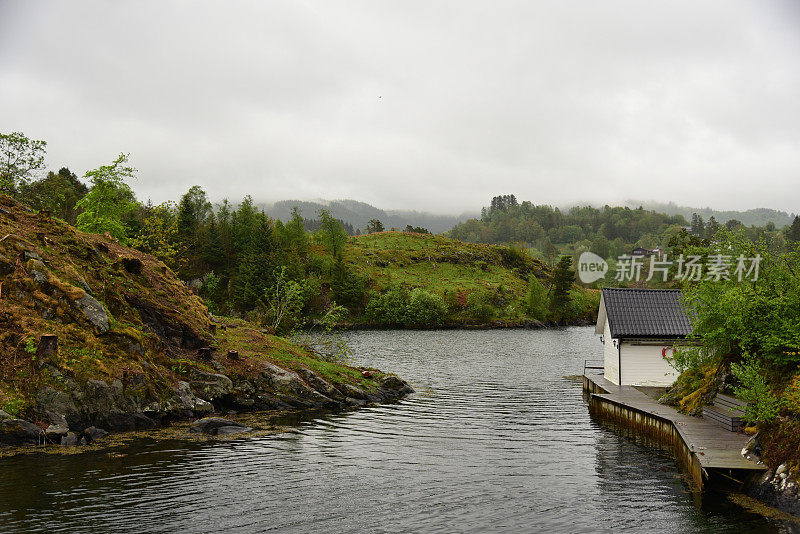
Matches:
[0,328,781,533]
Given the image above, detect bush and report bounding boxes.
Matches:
[364,288,409,326]
[731,354,783,424]
[526,277,549,321]
[330,260,366,309]
[406,288,448,326]
[467,292,493,322]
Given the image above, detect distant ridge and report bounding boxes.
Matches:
[626,200,794,228]
[258,198,476,234]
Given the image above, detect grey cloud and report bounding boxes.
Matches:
[0,0,798,214]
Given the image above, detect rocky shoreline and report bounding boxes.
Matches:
[0,361,414,449]
[742,435,800,517]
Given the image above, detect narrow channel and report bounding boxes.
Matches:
[0,328,781,532]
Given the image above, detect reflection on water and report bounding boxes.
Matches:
[0,328,789,532]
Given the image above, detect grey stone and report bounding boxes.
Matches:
[61,432,79,446]
[0,418,43,445]
[23,250,43,262]
[73,294,110,334]
[83,426,108,443]
[45,424,69,442]
[0,410,12,422]
[37,387,78,418]
[187,369,233,402]
[28,259,49,286]
[190,417,246,435]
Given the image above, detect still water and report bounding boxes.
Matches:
[0,328,788,532]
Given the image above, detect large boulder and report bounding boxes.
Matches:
[259,362,340,408]
[187,369,233,402]
[0,418,43,445]
[83,426,108,443]
[149,381,213,417]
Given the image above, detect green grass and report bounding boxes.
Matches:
[340,231,549,323]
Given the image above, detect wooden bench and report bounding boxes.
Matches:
[702,393,747,432]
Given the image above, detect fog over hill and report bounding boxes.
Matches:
[259,199,477,234]
[625,200,795,228]
[256,196,795,235]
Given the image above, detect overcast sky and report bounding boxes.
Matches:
[1,1,799,214]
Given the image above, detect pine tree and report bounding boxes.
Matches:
[786,216,800,242]
[550,255,575,312]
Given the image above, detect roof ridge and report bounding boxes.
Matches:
[602,287,682,292]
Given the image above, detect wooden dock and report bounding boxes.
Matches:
[583,373,766,491]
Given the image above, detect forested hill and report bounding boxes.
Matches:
[447,194,800,264]
[448,195,688,260]
[261,199,475,235]
[628,200,794,228]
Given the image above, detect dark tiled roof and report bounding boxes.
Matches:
[601,287,692,339]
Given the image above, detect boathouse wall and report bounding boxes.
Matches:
[618,342,679,387]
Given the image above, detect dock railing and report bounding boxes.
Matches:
[583,359,604,376]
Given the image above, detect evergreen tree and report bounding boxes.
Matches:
[550,255,575,313]
[690,213,705,236]
[366,219,384,233]
[786,216,800,242]
[203,213,225,271]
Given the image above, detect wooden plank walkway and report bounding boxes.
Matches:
[584,374,765,485]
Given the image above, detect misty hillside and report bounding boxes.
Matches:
[260,199,476,234]
[628,200,795,228]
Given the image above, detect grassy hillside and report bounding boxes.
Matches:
[0,194,409,445]
[337,231,598,326]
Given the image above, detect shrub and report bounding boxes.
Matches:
[406,288,448,326]
[467,291,493,322]
[330,259,367,309]
[526,277,549,321]
[364,288,409,326]
[731,354,783,424]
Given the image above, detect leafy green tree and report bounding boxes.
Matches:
[18,167,88,223]
[266,266,307,334]
[0,131,47,194]
[129,201,184,271]
[526,276,549,321]
[315,208,348,260]
[366,219,384,233]
[75,154,137,240]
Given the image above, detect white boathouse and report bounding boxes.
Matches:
[595,288,692,386]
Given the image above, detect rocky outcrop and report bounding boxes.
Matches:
[8,361,413,449]
[743,435,800,516]
[0,418,43,445]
